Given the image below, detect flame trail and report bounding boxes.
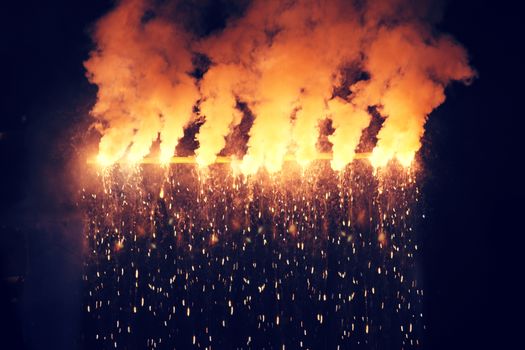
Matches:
[327,97,371,171]
[84,0,198,166]
[195,65,243,167]
[85,0,474,173]
[354,26,475,167]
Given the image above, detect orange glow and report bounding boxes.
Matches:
[88,152,371,167]
[85,0,474,174]
[210,233,219,246]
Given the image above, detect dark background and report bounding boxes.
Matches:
[0,0,517,349]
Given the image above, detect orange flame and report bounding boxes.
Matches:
[85,0,474,173]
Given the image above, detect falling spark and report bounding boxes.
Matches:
[80,0,474,348]
[82,161,425,349]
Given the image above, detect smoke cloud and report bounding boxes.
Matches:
[85,0,474,172]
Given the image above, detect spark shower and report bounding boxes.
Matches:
[80,0,473,348]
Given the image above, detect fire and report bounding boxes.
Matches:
[84,0,474,174]
[79,1,474,347]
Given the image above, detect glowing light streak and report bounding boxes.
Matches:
[87,152,372,166]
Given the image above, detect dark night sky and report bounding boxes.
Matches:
[0,0,519,349]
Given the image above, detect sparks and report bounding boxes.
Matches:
[82,161,424,349]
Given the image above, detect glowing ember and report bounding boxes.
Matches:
[82,162,424,349]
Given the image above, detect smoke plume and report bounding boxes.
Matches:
[85,0,474,172]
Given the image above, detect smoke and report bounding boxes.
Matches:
[85,0,474,172]
[85,0,198,165]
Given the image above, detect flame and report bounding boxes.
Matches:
[85,0,474,173]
